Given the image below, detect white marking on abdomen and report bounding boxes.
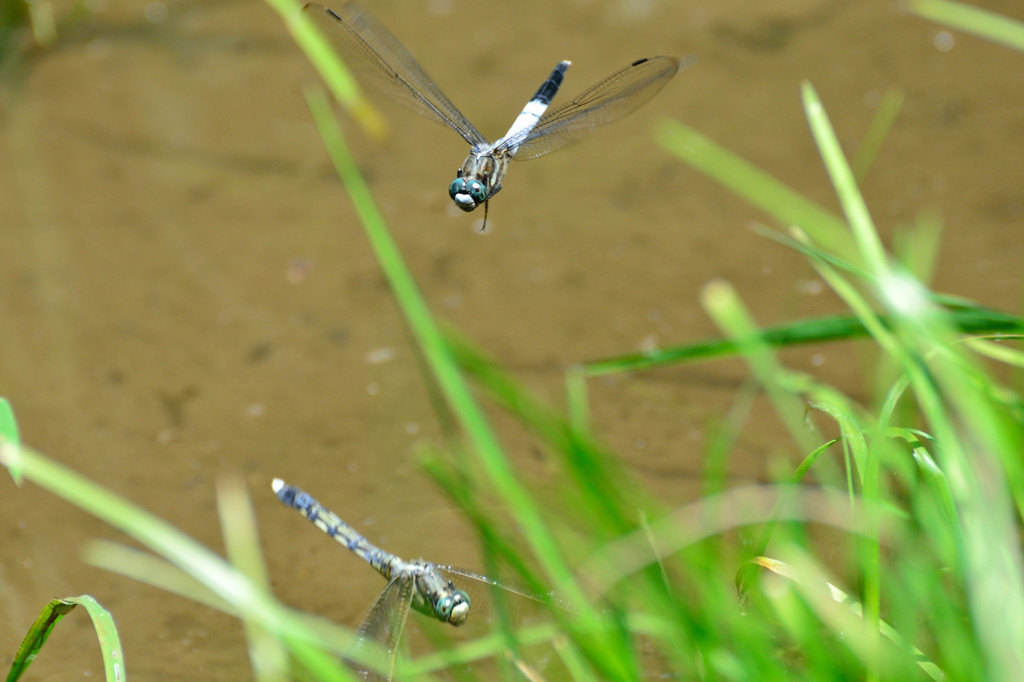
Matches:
[502,99,550,143]
[497,61,571,155]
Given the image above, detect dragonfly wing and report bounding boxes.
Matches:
[438,565,573,627]
[348,577,416,682]
[305,2,488,147]
[436,565,570,680]
[507,55,687,161]
[439,566,548,603]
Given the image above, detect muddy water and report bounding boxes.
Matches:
[1,0,1022,678]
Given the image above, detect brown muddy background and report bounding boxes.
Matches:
[1,0,1022,678]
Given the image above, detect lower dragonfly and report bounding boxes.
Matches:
[306,2,689,225]
[272,478,543,681]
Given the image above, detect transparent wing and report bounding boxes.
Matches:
[305,2,487,147]
[438,565,574,625]
[434,567,572,681]
[347,577,415,682]
[505,55,687,160]
[439,566,550,603]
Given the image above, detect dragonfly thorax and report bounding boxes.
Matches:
[448,149,510,212]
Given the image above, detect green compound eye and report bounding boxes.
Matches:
[450,177,488,211]
[435,595,454,619]
[467,180,487,205]
[448,177,466,200]
[447,590,471,626]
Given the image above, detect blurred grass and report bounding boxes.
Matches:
[0,0,94,72]
[0,432,362,682]
[3,1,1024,680]
[264,0,387,140]
[0,0,34,69]
[908,0,1024,52]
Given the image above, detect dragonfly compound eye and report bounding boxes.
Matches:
[467,180,487,205]
[448,590,471,626]
[448,177,466,200]
[435,595,454,619]
[449,178,479,212]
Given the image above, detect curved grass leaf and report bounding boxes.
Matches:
[6,595,125,682]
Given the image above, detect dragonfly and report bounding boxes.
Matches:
[272,478,546,681]
[306,2,687,225]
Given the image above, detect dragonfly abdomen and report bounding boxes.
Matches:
[498,60,570,156]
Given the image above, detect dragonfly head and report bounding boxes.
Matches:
[451,152,505,213]
[449,176,487,212]
[435,589,471,626]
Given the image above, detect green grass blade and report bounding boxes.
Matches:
[84,540,237,615]
[802,82,885,275]
[0,443,357,681]
[217,476,291,682]
[445,331,655,534]
[749,556,945,680]
[7,598,78,682]
[893,208,943,286]
[407,622,566,676]
[83,539,373,673]
[966,335,1024,369]
[908,0,1024,52]
[654,118,857,257]
[565,364,591,432]
[851,88,904,182]
[578,307,1022,377]
[69,595,126,682]
[577,485,890,598]
[734,438,840,602]
[0,398,22,483]
[263,0,387,139]
[0,398,19,444]
[701,280,823,455]
[6,596,125,682]
[0,445,264,614]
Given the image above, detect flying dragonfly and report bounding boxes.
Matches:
[305,2,687,224]
[272,478,553,681]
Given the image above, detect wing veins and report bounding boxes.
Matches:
[508,55,687,160]
[349,577,415,682]
[306,2,487,147]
